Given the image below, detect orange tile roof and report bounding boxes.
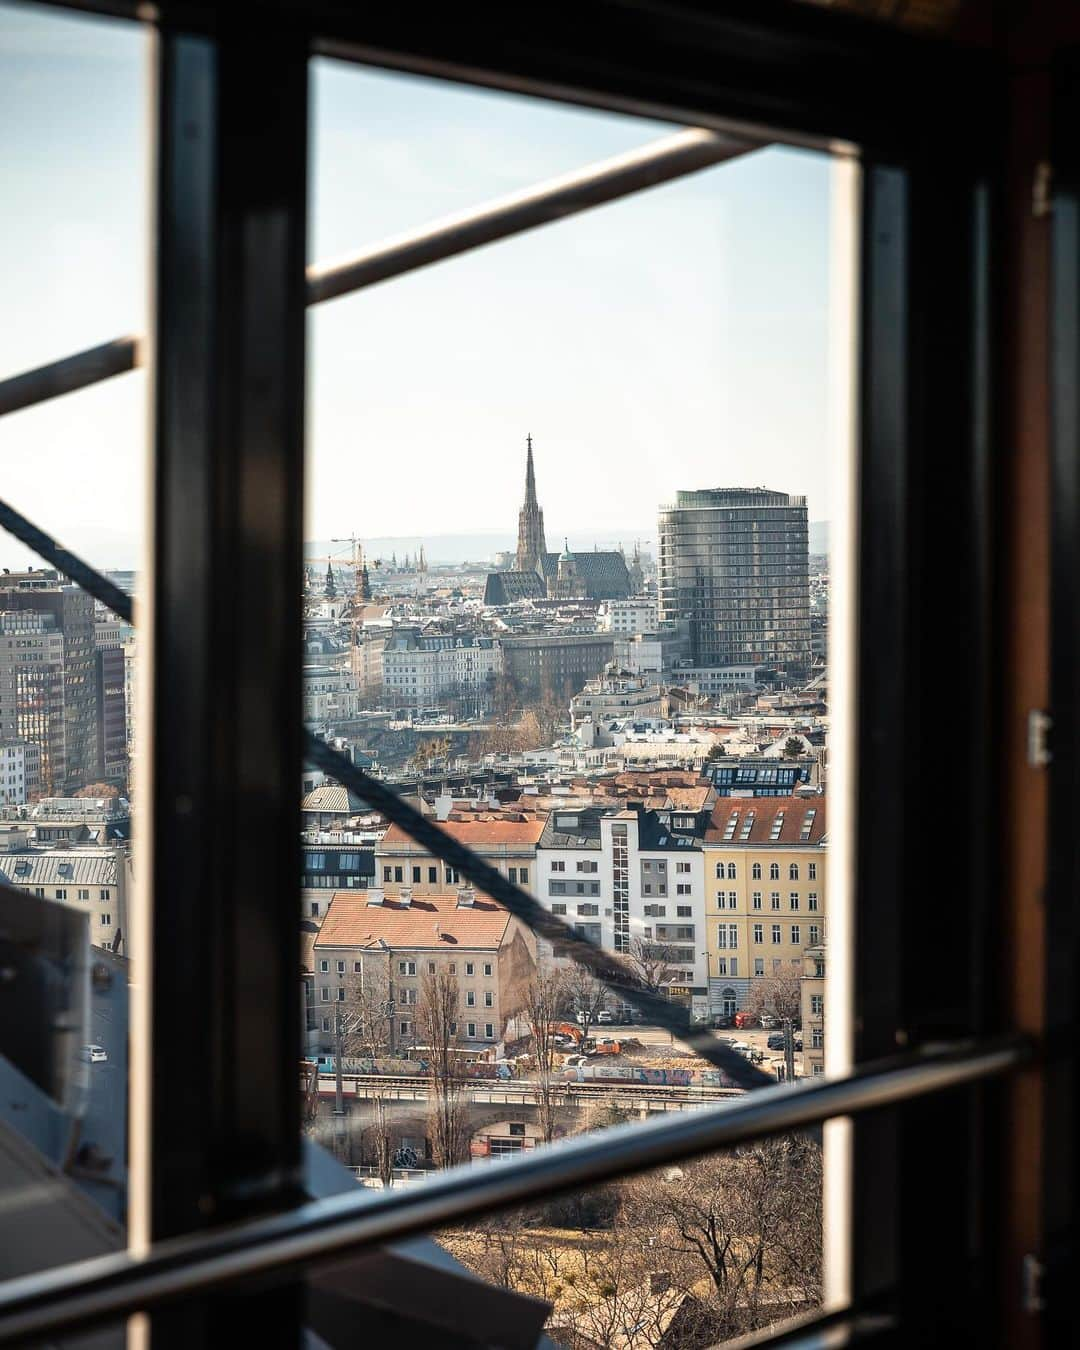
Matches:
[704,795,827,845]
[315,891,512,951]
[381,818,547,849]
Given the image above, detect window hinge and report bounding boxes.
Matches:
[1033,162,1053,219]
[1027,710,1052,769]
[1022,1252,1046,1315]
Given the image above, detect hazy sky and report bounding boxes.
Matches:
[1,2,831,571]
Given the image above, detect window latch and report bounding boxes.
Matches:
[1027,710,1053,769]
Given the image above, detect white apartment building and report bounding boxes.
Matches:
[569,665,666,731]
[535,803,709,1018]
[302,666,363,725]
[0,741,42,806]
[381,631,501,708]
[668,665,757,695]
[600,599,658,634]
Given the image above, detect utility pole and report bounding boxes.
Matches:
[783,1015,796,1085]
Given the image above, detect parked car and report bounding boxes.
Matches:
[711,1013,735,1029]
[596,1009,614,1025]
[81,1045,108,1064]
[760,1013,780,1029]
[767,1033,785,1050]
[734,1011,758,1029]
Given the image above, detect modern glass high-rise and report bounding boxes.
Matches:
[657,487,811,679]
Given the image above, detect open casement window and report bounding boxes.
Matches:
[0,3,1063,1349]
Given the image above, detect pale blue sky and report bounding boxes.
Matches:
[1,1,831,570]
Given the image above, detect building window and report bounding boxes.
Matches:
[769,863,780,880]
[411,866,421,883]
[752,863,761,880]
[466,962,474,976]
[753,923,763,944]
[550,881,567,895]
[428,866,438,883]
[728,891,737,909]
[101,914,111,926]
[55,888,67,900]
[811,995,824,1015]
[809,862,817,880]
[520,867,528,885]
[578,860,598,873]
[401,1022,411,1038]
[321,1018,330,1032]
[716,925,728,949]
[728,923,738,948]
[484,991,493,1007]
[789,892,800,911]
[754,958,764,976]
[467,1022,476,1038]
[808,892,819,911]
[449,1021,458,1035]
[771,892,781,910]
[383,866,392,882]
[399,960,416,976]
[310,902,319,917]
[99,889,109,901]
[449,963,457,975]
[715,862,724,879]
[771,924,781,944]
[400,988,417,1005]
[812,1028,824,1049]
[485,1024,494,1039]
[789,863,799,880]
[676,861,691,874]
[717,958,727,976]
[394,866,403,883]
[752,891,762,910]
[552,903,567,915]
[428,961,436,974]
[676,883,691,895]
[321,988,329,1002]
[319,960,328,973]
[445,867,459,884]
[809,924,820,945]
[484,962,493,976]
[791,925,801,945]
[337,988,345,1001]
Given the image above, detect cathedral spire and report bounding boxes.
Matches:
[515,433,547,572]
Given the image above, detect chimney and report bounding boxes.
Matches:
[399,887,412,907]
[365,887,385,907]
[435,794,453,821]
[456,885,475,908]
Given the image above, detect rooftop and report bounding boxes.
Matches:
[381,818,547,850]
[315,891,512,951]
[704,795,827,846]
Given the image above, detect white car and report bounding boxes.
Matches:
[81,1045,108,1064]
[596,1010,614,1025]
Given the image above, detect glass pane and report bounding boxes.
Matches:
[302,58,843,1335]
[0,0,146,1292]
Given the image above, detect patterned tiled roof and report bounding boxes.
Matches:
[704,795,827,845]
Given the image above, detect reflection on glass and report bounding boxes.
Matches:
[0,0,144,1291]
[301,55,833,1262]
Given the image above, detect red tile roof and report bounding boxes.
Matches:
[315,891,512,951]
[381,818,547,850]
[704,795,827,845]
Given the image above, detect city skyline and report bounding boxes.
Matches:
[2,6,832,573]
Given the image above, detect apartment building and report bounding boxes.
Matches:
[377,817,544,896]
[381,630,501,709]
[498,631,615,700]
[0,846,131,952]
[600,600,658,634]
[801,943,825,1077]
[534,802,709,1016]
[0,741,41,806]
[568,665,667,731]
[703,794,827,1016]
[313,888,536,1052]
[302,666,363,726]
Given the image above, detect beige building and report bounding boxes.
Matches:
[801,943,826,1077]
[375,818,545,896]
[703,794,826,1017]
[313,887,536,1052]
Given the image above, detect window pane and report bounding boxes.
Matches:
[0,0,146,1291]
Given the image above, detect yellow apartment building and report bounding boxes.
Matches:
[703,794,827,1017]
[801,943,826,1076]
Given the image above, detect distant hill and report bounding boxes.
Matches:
[305,530,657,567]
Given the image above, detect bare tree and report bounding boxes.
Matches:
[560,964,609,1044]
[340,960,395,1062]
[621,1136,822,1336]
[626,936,680,993]
[417,967,468,1169]
[746,967,803,1024]
[523,970,564,1143]
[368,1092,394,1189]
